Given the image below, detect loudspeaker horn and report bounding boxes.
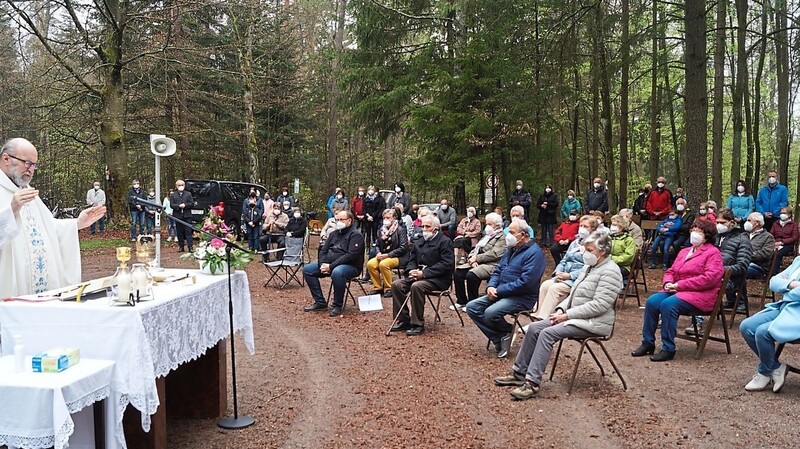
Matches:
[150,134,176,157]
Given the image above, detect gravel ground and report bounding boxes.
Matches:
[80,234,800,449]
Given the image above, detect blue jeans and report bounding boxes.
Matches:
[89,216,105,234]
[650,234,674,266]
[746,263,766,279]
[167,216,176,238]
[246,226,260,251]
[145,214,155,235]
[303,262,360,308]
[740,308,782,375]
[466,295,531,344]
[642,292,701,353]
[129,210,145,240]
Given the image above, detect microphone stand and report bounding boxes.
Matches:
[133,197,255,429]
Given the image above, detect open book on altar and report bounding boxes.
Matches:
[5,276,115,302]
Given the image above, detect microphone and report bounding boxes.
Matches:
[132,197,164,211]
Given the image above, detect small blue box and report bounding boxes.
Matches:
[31,352,70,373]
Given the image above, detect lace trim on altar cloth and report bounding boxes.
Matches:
[0,417,74,449]
[65,385,110,414]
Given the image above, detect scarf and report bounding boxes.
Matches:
[381,220,399,240]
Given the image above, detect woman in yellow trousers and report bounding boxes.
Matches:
[367,208,410,297]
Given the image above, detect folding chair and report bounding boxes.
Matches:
[640,220,660,264]
[485,308,539,354]
[775,339,800,375]
[549,303,627,395]
[262,236,305,289]
[728,275,750,329]
[326,273,368,311]
[759,250,782,309]
[675,269,733,358]
[618,249,643,308]
[425,290,464,327]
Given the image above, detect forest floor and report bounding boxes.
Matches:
[80,229,800,449]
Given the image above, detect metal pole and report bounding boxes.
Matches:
[154,155,161,268]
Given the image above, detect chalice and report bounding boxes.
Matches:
[115,246,131,268]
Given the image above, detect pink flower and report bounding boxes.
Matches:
[210,238,225,249]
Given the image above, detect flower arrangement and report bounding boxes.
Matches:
[181,206,253,274]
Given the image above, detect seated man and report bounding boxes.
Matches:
[671,197,695,252]
[390,215,454,336]
[466,219,545,358]
[303,211,364,317]
[260,202,288,262]
[493,231,623,400]
[745,212,776,280]
[452,212,507,310]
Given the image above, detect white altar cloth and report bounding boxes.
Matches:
[0,269,255,449]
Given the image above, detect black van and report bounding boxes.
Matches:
[184,179,268,238]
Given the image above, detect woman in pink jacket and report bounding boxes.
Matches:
[631,219,724,361]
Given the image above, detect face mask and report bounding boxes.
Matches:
[668,215,677,220]
[593,183,601,189]
[582,251,598,266]
[505,233,518,247]
[383,219,392,228]
[467,212,474,218]
[441,205,448,210]
[336,221,348,231]
[545,188,552,194]
[780,213,789,221]
[358,191,364,196]
[569,215,577,222]
[737,185,745,193]
[282,191,288,196]
[177,186,184,192]
[769,177,777,185]
[657,182,665,189]
[690,231,704,246]
[293,212,301,218]
[744,221,754,232]
[716,223,729,234]
[395,187,401,193]
[149,192,155,197]
[699,209,707,215]
[568,195,574,200]
[610,225,620,234]
[336,195,343,200]
[94,186,100,191]
[516,185,522,191]
[484,225,493,234]
[368,189,375,195]
[273,209,280,215]
[423,231,434,241]
[133,184,140,189]
[677,204,685,211]
[578,227,590,239]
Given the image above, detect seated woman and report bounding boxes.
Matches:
[632,219,724,361]
[609,214,636,278]
[367,208,409,297]
[493,231,623,400]
[452,212,506,310]
[769,207,799,276]
[453,206,482,264]
[549,209,580,264]
[739,255,800,392]
[648,209,682,269]
[532,215,599,321]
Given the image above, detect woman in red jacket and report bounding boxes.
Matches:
[550,208,580,264]
[770,206,800,276]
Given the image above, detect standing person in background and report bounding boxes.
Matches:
[584,177,609,215]
[276,186,295,211]
[632,186,650,221]
[536,184,559,246]
[144,188,158,235]
[671,187,686,207]
[351,186,366,233]
[727,179,755,224]
[330,189,349,214]
[362,185,385,248]
[242,193,264,251]
[435,198,457,239]
[509,179,532,222]
[560,189,582,219]
[86,181,106,235]
[169,180,194,253]
[389,182,411,214]
[756,170,789,232]
[162,189,175,242]
[326,187,342,219]
[262,192,274,217]
[645,176,672,221]
[127,179,147,242]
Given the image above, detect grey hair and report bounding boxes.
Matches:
[618,208,633,219]
[421,214,441,229]
[510,205,525,216]
[510,217,531,236]
[748,212,765,226]
[584,230,612,255]
[467,206,477,215]
[484,212,502,226]
[418,206,432,217]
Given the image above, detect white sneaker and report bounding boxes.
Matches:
[449,304,466,312]
[744,372,772,391]
[772,364,788,393]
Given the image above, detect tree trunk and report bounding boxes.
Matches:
[711,0,725,203]
[571,68,579,192]
[732,0,748,191]
[753,3,767,189]
[326,0,347,193]
[618,0,629,208]
[596,3,615,211]
[683,0,709,207]
[241,20,259,183]
[649,0,660,184]
[775,0,790,181]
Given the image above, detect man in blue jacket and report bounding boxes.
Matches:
[466,219,546,358]
[756,170,788,232]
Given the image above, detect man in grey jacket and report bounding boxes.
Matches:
[493,231,623,400]
[435,198,457,239]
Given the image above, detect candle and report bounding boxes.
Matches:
[117,271,131,302]
[132,269,148,297]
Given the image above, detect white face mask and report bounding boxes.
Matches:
[578,227,590,239]
[569,215,578,222]
[699,209,707,215]
[368,189,375,195]
[273,209,280,215]
[133,184,140,189]
[467,212,473,218]
[568,195,574,200]
[336,194,343,200]
[282,191,288,196]
[780,213,789,221]
[737,185,745,193]
[516,185,522,190]
[690,231,704,246]
[383,219,392,228]
[335,221,347,231]
[293,212,301,219]
[716,223,729,234]
[582,251,598,266]
[769,176,777,185]
[94,185,100,190]
[505,233,518,247]
[149,192,155,197]
[177,186,184,192]
[657,182,665,189]
[593,182,601,189]
[395,187,401,193]
[609,225,620,234]
[441,205,448,210]
[422,231,434,240]
[545,188,552,194]
[744,221,754,232]
[484,225,494,234]
[677,204,685,211]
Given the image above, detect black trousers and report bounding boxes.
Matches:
[176,220,193,250]
[453,267,483,306]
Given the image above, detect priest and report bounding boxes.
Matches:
[0,138,106,298]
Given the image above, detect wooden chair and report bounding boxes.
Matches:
[775,339,800,375]
[675,269,733,358]
[759,250,782,309]
[549,303,627,394]
[618,249,644,308]
[640,220,660,264]
[727,276,750,329]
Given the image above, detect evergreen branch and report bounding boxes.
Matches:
[368,0,452,23]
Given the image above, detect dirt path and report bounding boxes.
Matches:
[79,240,800,449]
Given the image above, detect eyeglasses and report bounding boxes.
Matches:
[6,153,38,170]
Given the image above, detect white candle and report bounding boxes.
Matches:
[132,270,148,297]
[117,272,132,302]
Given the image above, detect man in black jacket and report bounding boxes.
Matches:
[509,180,532,222]
[390,215,454,336]
[584,177,609,215]
[303,210,364,317]
[169,180,195,253]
